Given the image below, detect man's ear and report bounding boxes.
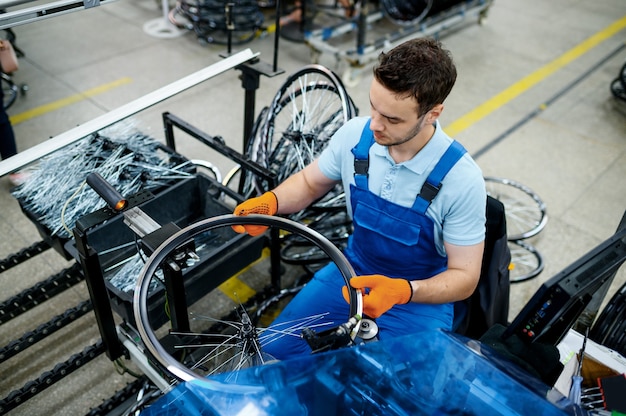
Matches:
[426,104,444,123]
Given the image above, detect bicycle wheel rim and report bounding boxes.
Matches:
[133,214,360,383]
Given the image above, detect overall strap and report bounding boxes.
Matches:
[412,140,467,214]
[351,119,374,189]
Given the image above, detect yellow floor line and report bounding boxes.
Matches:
[445,15,626,137]
[218,247,270,302]
[9,77,133,125]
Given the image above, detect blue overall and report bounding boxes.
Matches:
[262,120,467,361]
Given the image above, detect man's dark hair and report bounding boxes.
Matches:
[373,38,457,118]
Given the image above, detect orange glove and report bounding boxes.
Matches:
[342,275,412,318]
[232,191,278,236]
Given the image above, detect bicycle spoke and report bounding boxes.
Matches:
[258,313,332,344]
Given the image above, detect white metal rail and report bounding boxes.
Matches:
[0,0,117,30]
[0,48,259,177]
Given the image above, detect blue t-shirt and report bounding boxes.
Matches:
[317,116,486,256]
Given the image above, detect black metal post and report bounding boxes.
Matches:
[239,65,261,149]
[225,3,235,55]
[162,262,191,332]
[273,0,281,72]
[73,227,125,361]
[357,0,367,54]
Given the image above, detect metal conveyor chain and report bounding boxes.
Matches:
[0,262,83,325]
[0,299,93,363]
[85,376,152,416]
[0,340,106,415]
[0,240,51,273]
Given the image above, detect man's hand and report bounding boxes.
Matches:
[342,275,413,318]
[232,191,278,236]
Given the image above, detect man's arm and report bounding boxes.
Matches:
[408,241,484,304]
[231,159,339,236]
[272,159,339,214]
[343,241,485,318]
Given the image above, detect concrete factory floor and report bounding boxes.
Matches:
[0,0,625,414]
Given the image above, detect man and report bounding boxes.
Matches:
[233,37,486,360]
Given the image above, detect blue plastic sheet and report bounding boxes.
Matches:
[142,330,574,415]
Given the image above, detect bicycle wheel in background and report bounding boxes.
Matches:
[508,239,544,283]
[381,0,433,26]
[484,176,548,241]
[226,65,358,266]
[246,64,357,194]
[281,206,352,265]
[171,0,264,45]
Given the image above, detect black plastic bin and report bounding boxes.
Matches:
[73,173,265,327]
